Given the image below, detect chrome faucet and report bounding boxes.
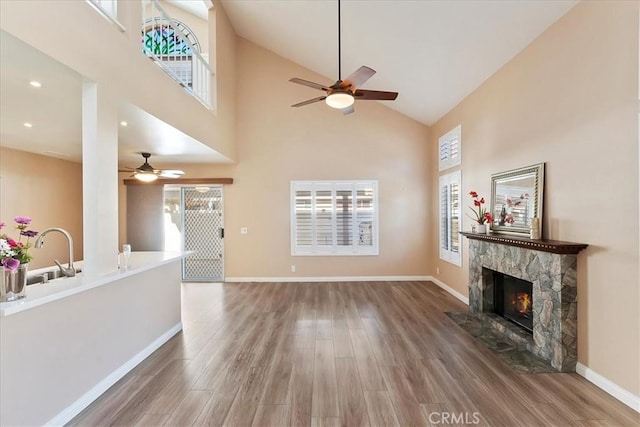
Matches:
[34,227,76,277]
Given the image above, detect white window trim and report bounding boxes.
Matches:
[439,171,462,267]
[290,180,379,256]
[439,124,462,171]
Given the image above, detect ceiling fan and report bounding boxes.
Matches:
[289,0,398,115]
[120,152,185,182]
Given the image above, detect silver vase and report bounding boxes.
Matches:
[1,263,28,302]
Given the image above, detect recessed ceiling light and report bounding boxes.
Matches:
[23,122,33,128]
[29,81,42,88]
[120,121,128,127]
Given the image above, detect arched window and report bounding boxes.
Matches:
[142,18,201,87]
[142,18,200,56]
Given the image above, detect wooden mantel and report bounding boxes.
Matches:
[460,232,587,255]
[123,178,233,186]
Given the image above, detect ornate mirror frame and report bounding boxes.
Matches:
[490,163,544,236]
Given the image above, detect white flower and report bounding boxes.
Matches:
[0,238,14,258]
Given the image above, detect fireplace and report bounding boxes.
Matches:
[463,232,587,372]
[493,271,533,333]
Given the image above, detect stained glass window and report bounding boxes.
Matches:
[142,19,200,56]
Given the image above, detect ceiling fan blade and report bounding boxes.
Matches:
[341,105,355,115]
[354,89,398,101]
[341,66,376,90]
[289,78,330,92]
[292,96,327,107]
[159,170,185,178]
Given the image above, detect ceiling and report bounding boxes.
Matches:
[220,0,578,125]
[166,0,209,20]
[0,30,227,165]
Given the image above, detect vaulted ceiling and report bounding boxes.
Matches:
[220,0,578,125]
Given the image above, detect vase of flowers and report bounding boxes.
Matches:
[467,191,493,234]
[0,217,38,302]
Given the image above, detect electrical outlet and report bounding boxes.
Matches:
[240,227,248,234]
[291,265,296,273]
[436,267,440,275]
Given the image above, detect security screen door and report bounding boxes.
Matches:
[181,186,224,281]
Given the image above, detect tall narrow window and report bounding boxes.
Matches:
[291,181,378,256]
[439,171,461,266]
[439,125,461,171]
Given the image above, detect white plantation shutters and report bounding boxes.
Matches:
[439,125,461,171]
[439,171,461,266]
[291,181,378,256]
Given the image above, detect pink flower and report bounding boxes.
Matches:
[0,222,4,230]
[6,238,17,248]
[14,216,32,225]
[2,258,19,271]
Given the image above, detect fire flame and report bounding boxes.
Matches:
[517,292,531,314]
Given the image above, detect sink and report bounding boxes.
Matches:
[26,267,82,286]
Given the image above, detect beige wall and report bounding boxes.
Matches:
[143,38,431,278]
[0,148,83,270]
[429,1,639,395]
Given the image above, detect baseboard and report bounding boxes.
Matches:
[225,276,430,283]
[425,276,469,305]
[46,322,183,426]
[576,363,640,413]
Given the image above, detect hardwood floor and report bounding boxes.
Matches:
[69,281,639,426]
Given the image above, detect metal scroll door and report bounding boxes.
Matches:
[182,186,224,281]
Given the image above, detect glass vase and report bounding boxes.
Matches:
[1,263,28,302]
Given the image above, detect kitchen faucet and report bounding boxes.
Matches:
[34,227,76,277]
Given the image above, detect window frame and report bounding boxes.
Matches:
[439,125,462,171]
[290,180,379,256]
[439,171,462,266]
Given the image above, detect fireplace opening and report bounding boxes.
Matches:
[493,272,533,333]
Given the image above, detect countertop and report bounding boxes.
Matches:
[0,251,188,317]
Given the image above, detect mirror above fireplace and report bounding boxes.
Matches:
[490,163,544,236]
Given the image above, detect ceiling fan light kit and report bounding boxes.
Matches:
[289,0,398,114]
[326,92,354,109]
[134,172,159,182]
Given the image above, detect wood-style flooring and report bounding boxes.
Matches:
[69,281,639,426]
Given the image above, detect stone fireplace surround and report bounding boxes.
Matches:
[461,233,587,372]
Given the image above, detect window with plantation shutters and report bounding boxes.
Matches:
[439,125,461,171]
[291,181,378,256]
[439,171,461,266]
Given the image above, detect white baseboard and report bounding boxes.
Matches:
[46,322,183,426]
[576,363,640,413]
[425,276,469,305]
[225,276,430,283]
